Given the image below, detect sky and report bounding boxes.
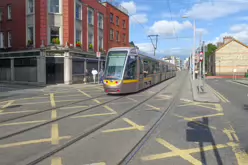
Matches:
[117,0,248,60]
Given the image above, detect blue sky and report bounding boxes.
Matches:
[118,0,248,59]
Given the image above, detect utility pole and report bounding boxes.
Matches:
[192,19,196,80]
[148,35,158,56]
[202,41,205,90]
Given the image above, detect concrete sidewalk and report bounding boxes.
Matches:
[190,76,220,103]
[233,79,248,86]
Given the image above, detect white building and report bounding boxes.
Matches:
[162,56,176,65]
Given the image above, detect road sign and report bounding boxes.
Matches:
[96,52,101,58]
[233,69,237,72]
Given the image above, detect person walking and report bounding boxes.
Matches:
[84,69,89,84]
[99,68,104,84]
[92,68,98,84]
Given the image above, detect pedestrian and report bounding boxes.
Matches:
[91,68,98,84]
[99,68,104,84]
[84,69,89,84]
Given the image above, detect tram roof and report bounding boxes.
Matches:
[108,47,174,65]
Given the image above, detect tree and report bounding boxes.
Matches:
[205,43,217,75]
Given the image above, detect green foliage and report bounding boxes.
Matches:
[89,44,93,49]
[51,38,60,44]
[205,43,217,57]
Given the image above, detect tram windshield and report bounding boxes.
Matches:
[104,51,128,80]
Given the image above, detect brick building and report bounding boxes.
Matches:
[0,0,130,85]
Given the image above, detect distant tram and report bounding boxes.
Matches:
[103,47,176,94]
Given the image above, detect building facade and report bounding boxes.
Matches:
[103,2,129,50]
[0,0,130,85]
[214,36,248,76]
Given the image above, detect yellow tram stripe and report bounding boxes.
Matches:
[123,80,139,84]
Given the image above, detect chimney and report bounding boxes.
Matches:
[217,42,223,48]
[223,36,233,44]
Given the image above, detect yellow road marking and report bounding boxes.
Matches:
[223,125,248,164]
[93,99,101,104]
[102,118,144,133]
[51,123,59,145]
[0,136,71,148]
[179,100,223,112]
[141,138,229,163]
[0,120,47,127]
[50,93,56,108]
[51,110,57,120]
[71,112,116,118]
[207,85,229,103]
[103,105,117,113]
[55,94,84,98]
[0,96,47,104]
[60,105,88,110]
[145,104,160,111]
[0,100,15,113]
[127,97,138,102]
[0,110,38,115]
[184,113,224,120]
[174,114,217,130]
[51,157,62,165]
[78,89,92,98]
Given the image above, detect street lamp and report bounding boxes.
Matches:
[182,15,196,80]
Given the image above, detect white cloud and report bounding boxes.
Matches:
[120,1,136,15]
[196,28,208,35]
[135,43,154,53]
[184,0,248,20]
[130,14,148,24]
[148,20,192,36]
[120,1,148,24]
[211,24,248,44]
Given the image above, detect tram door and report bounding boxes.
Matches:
[138,57,144,90]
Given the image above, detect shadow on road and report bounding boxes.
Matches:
[186,117,223,165]
[243,104,248,110]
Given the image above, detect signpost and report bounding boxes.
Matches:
[199,52,203,92]
[233,68,237,80]
[96,52,101,84]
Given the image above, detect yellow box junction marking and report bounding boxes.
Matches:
[51,157,62,165]
[0,100,15,113]
[50,93,60,145]
[206,85,230,103]
[83,163,106,165]
[127,97,160,111]
[102,118,144,133]
[0,120,47,127]
[155,94,172,100]
[0,136,71,149]
[141,138,229,164]
[0,110,38,115]
[173,114,217,130]
[223,125,248,165]
[78,89,92,98]
[179,99,223,112]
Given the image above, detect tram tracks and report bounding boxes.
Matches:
[19,75,181,165]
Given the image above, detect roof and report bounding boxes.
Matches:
[216,38,248,52]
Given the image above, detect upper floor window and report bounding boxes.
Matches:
[28,0,34,14]
[116,31,119,41]
[116,16,119,26]
[0,32,4,48]
[49,0,60,13]
[123,34,126,43]
[110,13,113,23]
[110,29,114,40]
[7,5,12,20]
[8,31,12,47]
[76,30,82,43]
[99,36,103,50]
[98,13,103,29]
[27,27,34,43]
[75,3,81,20]
[50,27,60,44]
[0,8,3,21]
[88,8,94,25]
[123,20,126,28]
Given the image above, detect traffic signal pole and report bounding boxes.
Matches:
[202,41,206,90]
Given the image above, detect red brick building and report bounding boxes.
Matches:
[0,0,129,52]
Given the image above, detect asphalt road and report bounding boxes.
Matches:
[0,73,247,165]
[207,79,248,153]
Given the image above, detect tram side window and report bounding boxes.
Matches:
[124,56,137,80]
[143,60,149,75]
[139,57,143,75]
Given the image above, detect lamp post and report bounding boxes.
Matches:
[182,16,196,80]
